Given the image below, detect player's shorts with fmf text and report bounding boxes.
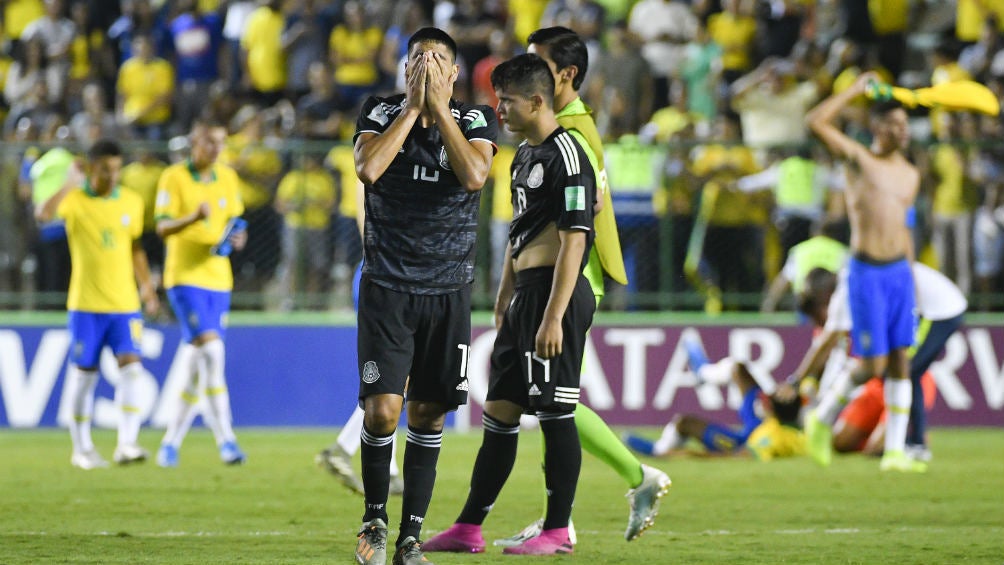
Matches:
[356,276,472,410]
[487,267,596,413]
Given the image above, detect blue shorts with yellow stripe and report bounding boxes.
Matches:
[166,285,231,343]
[68,311,143,368]
[701,387,764,452]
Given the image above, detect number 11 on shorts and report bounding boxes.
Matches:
[524,352,551,383]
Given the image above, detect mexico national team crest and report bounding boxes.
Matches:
[527,163,544,188]
[438,146,452,171]
[362,361,381,384]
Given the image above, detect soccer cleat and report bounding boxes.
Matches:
[389,474,405,496]
[623,434,656,456]
[625,464,672,541]
[493,518,541,548]
[422,523,485,553]
[355,518,388,565]
[71,449,109,470]
[393,536,433,565]
[113,444,149,465]
[906,444,933,463]
[681,327,709,377]
[157,444,179,468]
[219,440,246,465]
[316,446,365,495]
[495,520,577,549]
[502,528,574,555]
[803,409,833,467]
[880,450,928,473]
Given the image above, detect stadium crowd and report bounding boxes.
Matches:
[1,0,1003,312]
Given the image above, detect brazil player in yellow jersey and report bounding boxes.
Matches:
[35,140,159,470]
[153,119,248,467]
[497,27,671,546]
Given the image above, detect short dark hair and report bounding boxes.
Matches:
[796,267,837,318]
[491,53,555,104]
[527,26,588,90]
[88,139,123,161]
[870,98,904,119]
[407,27,457,62]
[770,391,802,426]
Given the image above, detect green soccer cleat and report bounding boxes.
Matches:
[804,409,833,467]
[880,450,928,473]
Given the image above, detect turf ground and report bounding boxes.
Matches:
[1,428,1001,564]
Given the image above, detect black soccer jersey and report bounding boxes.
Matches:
[354,93,499,294]
[508,127,596,270]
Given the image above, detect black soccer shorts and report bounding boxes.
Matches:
[487,267,596,413]
[356,277,471,410]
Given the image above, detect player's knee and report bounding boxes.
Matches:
[363,399,402,434]
[832,432,863,453]
[406,401,447,430]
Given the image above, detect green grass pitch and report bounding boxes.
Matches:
[1,428,1001,564]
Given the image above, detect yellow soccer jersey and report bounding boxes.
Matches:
[746,418,806,462]
[241,6,286,92]
[58,186,144,313]
[121,159,167,232]
[155,162,244,291]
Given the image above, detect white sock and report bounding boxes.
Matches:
[200,339,236,445]
[336,405,366,455]
[698,358,736,386]
[66,366,99,453]
[883,378,912,455]
[816,368,856,426]
[162,346,201,448]
[116,362,144,447]
[652,421,684,455]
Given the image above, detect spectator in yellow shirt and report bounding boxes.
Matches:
[121,148,168,274]
[240,0,285,106]
[329,0,383,108]
[116,34,174,140]
[707,0,758,84]
[4,0,44,42]
[275,152,336,307]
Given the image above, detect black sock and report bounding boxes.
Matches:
[456,413,520,525]
[360,425,394,524]
[539,412,580,530]
[397,426,442,546]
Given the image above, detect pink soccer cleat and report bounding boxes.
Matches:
[421,523,486,553]
[501,527,574,555]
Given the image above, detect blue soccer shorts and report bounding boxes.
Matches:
[166,285,231,344]
[700,387,764,452]
[847,255,916,358]
[68,311,143,368]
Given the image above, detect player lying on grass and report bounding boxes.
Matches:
[624,329,805,462]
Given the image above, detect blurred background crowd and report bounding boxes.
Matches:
[1,0,1003,314]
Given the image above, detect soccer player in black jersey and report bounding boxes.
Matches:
[424,53,596,556]
[351,27,499,565]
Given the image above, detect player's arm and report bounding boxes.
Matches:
[494,242,516,331]
[567,129,604,212]
[536,227,587,359]
[35,160,85,223]
[790,329,843,386]
[760,273,791,313]
[156,201,210,238]
[806,72,876,163]
[132,240,159,315]
[354,54,425,184]
[426,52,494,191]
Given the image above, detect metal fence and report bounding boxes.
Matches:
[2,137,1002,315]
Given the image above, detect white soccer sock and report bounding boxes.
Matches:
[66,366,99,453]
[336,405,366,455]
[652,421,684,455]
[389,432,400,477]
[816,367,855,426]
[883,378,912,455]
[116,362,144,447]
[698,358,736,386]
[200,339,236,445]
[162,346,201,448]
